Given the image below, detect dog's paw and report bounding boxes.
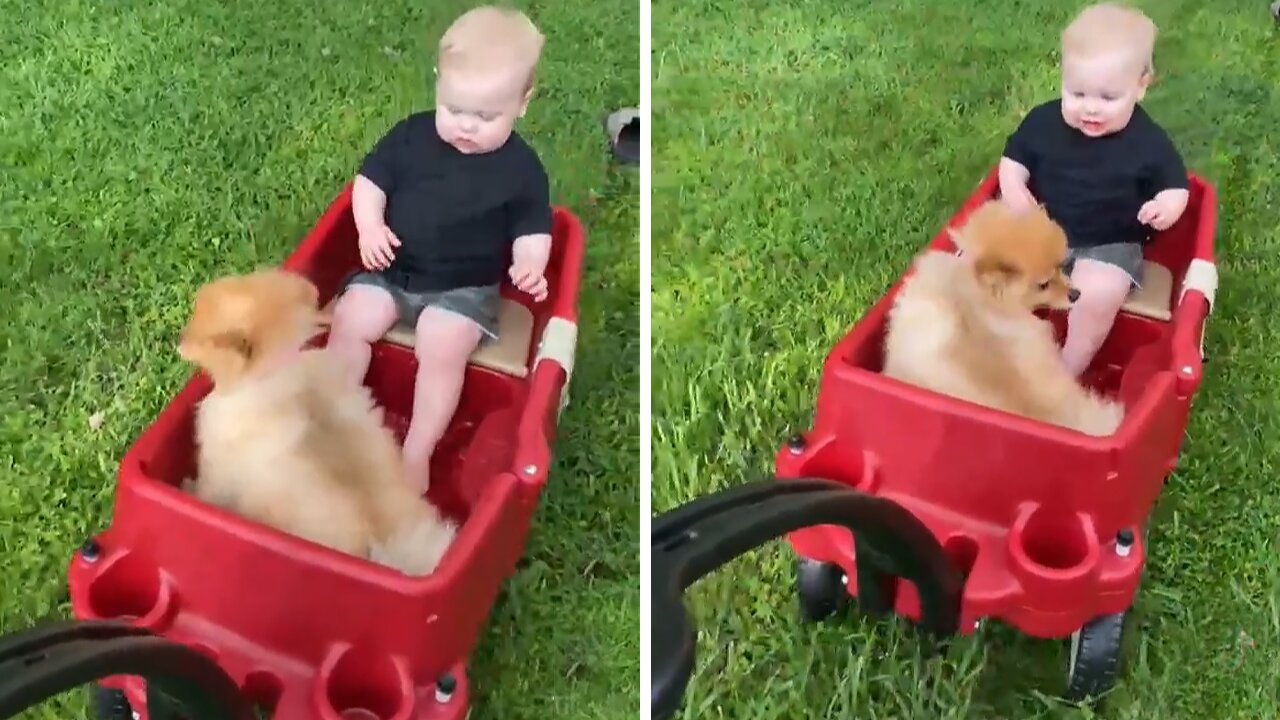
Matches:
[1082,397,1125,437]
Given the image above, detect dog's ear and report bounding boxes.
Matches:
[209,330,254,358]
[973,256,1018,298]
[177,274,265,384]
[178,328,254,383]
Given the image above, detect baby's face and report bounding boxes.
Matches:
[434,67,531,154]
[1059,51,1149,138]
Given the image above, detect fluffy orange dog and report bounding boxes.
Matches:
[882,200,1124,437]
[177,269,457,575]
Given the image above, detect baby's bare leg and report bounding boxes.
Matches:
[403,307,484,491]
[327,284,398,385]
[1060,259,1132,377]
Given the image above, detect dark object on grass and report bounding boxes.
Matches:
[0,619,255,719]
[649,478,964,720]
[604,108,639,165]
[1273,0,1280,22]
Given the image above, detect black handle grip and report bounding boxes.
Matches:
[651,478,965,720]
[0,619,255,720]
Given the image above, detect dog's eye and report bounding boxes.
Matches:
[1038,280,1051,290]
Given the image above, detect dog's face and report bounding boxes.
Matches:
[178,269,322,385]
[949,200,1076,312]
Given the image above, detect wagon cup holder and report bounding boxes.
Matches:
[241,669,284,716]
[0,619,255,719]
[81,545,179,632]
[782,434,879,493]
[650,478,965,720]
[1007,503,1101,598]
[315,643,415,720]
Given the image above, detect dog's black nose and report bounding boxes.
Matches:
[1068,288,1081,303]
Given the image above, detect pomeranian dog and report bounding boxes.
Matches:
[882,200,1124,437]
[177,268,457,575]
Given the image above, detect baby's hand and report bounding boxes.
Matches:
[359,225,401,270]
[509,261,548,302]
[510,233,551,302]
[1137,189,1188,232]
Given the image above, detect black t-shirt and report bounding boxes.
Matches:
[358,111,552,292]
[1002,99,1187,248]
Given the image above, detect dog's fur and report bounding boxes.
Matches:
[177,269,457,575]
[882,200,1124,436]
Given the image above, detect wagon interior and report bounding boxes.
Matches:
[843,177,1213,412]
[139,353,521,525]
[142,203,580,527]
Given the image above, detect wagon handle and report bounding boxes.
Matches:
[650,478,965,720]
[0,619,255,720]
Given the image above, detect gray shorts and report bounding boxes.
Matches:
[1065,242,1145,290]
[341,271,500,339]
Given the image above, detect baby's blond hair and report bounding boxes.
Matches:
[1061,3,1157,77]
[438,5,545,92]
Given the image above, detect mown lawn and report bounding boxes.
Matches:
[0,1,639,718]
[652,1,1279,718]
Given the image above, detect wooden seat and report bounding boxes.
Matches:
[322,296,535,378]
[1120,260,1174,322]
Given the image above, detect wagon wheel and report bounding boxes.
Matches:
[651,478,965,720]
[89,684,133,720]
[1062,523,1149,705]
[0,619,256,720]
[797,529,915,624]
[796,558,849,622]
[1064,611,1130,702]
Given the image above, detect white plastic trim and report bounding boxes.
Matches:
[1180,258,1217,360]
[1179,258,1217,313]
[535,316,578,414]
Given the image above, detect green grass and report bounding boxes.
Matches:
[652,1,1279,718]
[0,1,638,718]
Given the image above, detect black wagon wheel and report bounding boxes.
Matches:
[650,477,965,720]
[796,558,850,622]
[1062,523,1148,705]
[798,526,924,627]
[89,684,134,719]
[1064,611,1129,703]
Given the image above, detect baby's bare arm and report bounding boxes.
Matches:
[1153,187,1189,215]
[352,175,388,236]
[998,156,1030,189]
[997,157,1036,208]
[512,232,552,273]
[509,233,552,301]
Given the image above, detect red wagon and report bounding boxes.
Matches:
[652,167,1217,718]
[0,183,585,720]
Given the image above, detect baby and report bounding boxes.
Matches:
[326,5,552,490]
[998,2,1188,377]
